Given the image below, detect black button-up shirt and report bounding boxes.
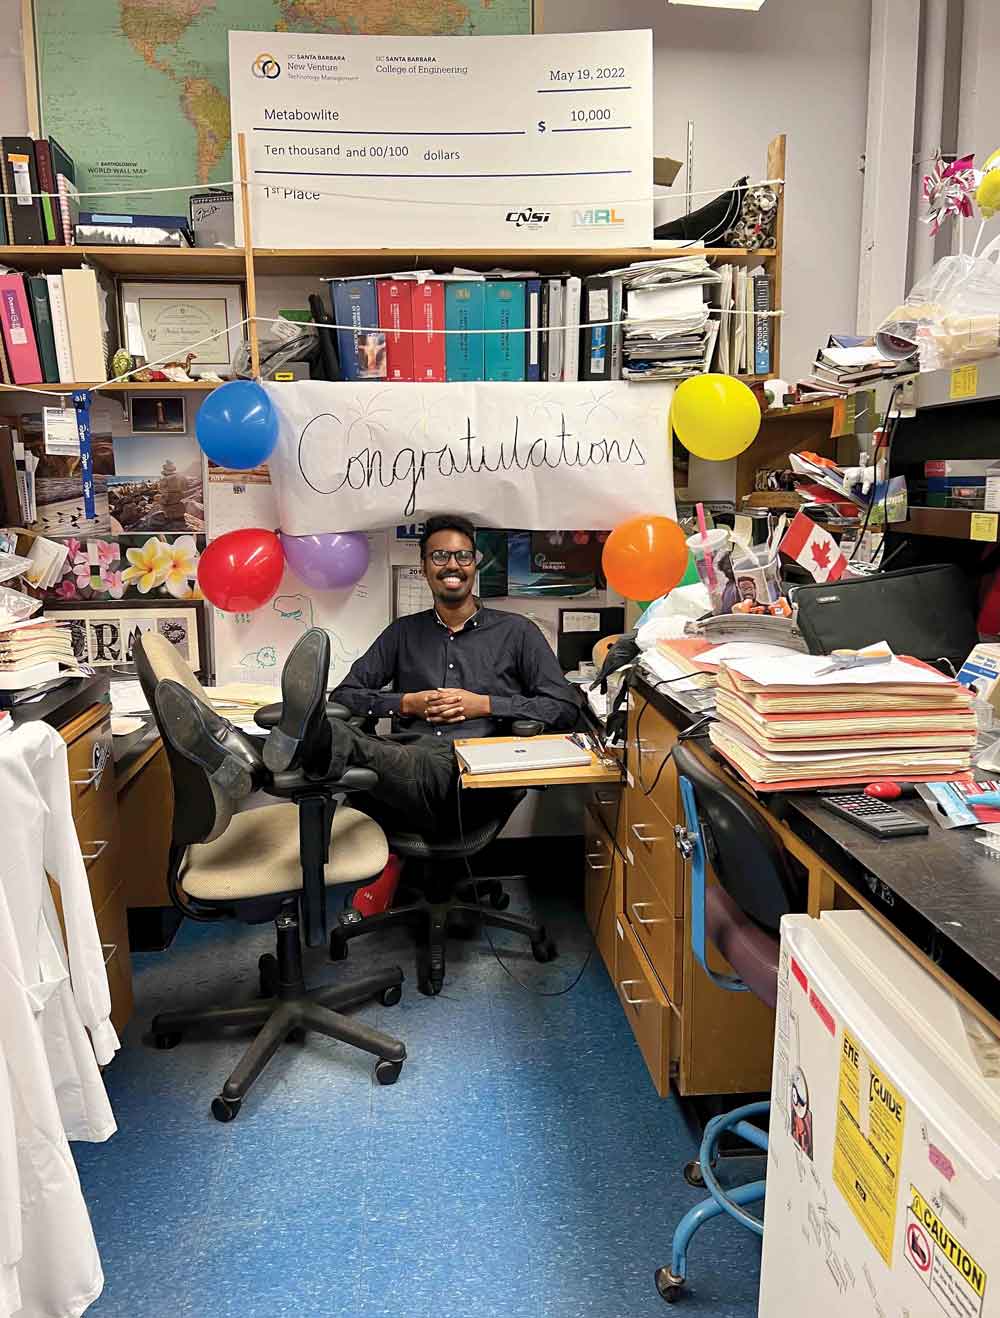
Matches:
[333,606,580,740]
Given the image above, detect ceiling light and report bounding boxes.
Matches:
[668,0,766,9]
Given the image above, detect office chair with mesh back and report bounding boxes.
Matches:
[134,633,407,1122]
[655,744,804,1305]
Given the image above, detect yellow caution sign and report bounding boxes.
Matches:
[832,1029,906,1266]
[907,1186,987,1317]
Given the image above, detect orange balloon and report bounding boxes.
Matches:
[601,515,689,602]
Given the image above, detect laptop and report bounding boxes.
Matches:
[456,736,591,775]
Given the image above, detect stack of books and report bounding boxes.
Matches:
[0,616,79,692]
[797,335,917,401]
[708,651,976,790]
[910,459,993,512]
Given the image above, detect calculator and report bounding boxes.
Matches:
[818,792,929,838]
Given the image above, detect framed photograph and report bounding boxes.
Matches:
[119,281,244,377]
[108,434,205,534]
[129,395,187,433]
[45,598,208,677]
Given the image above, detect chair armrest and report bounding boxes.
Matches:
[510,718,544,737]
[267,765,377,798]
[254,699,352,730]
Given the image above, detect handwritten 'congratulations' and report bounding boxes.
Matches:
[297,414,648,518]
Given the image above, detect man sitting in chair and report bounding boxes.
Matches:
[333,513,580,740]
[154,514,580,909]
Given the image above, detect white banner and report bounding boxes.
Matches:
[264,381,675,534]
[228,29,653,248]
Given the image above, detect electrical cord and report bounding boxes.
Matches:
[454,766,623,997]
[634,671,713,795]
[848,383,903,565]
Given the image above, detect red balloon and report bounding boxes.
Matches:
[198,528,285,613]
[601,515,689,602]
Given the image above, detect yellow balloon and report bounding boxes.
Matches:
[670,374,762,462]
[978,147,1000,220]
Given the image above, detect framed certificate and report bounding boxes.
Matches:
[119,281,244,377]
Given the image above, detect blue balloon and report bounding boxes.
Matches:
[195,380,278,469]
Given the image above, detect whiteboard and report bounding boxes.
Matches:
[206,472,389,686]
[229,29,653,248]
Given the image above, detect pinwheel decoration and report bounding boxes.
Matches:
[921,152,977,236]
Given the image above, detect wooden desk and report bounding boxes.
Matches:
[111,714,176,950]
[456,734,621,790]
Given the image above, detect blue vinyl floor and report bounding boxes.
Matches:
[74,881,762,1318]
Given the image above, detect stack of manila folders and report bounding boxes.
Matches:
[709,644,975,790]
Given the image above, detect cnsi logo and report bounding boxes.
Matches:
[505,208,551,229]
[573,207,626,227]
[253,53,281,79]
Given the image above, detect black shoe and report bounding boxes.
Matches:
[264,627,332,775]
[155,679,267,800]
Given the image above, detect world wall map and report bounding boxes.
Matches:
[34,1,532,210]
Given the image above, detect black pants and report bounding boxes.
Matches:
[337,724,517,841]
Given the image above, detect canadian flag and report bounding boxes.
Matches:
[779,511,847,582]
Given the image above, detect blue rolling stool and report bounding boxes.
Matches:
[655,745,804,1304]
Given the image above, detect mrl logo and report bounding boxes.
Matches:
[505,209,551,229]
[573,207,626,227]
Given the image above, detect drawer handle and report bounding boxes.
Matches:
[631,823,663,848]
[586,849,611,872]
[594,791,618,806]
[101,942,117,966]
[81,839,110,863]
[619,978,652,1007]
[630,901,667,927]
[72,739,110,790]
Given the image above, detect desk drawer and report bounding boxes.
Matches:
[94,887,133,1038]
[66,717,115,814]
[628,697,680,826]
[615,917,672,1097]
[583,805,621,976]
[625,786,681,913]
[624,848,682,1003]
[590,784,623,845]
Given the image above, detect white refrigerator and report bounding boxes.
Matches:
[758,910,1000,1318]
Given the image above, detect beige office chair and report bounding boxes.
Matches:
[135,632,407,1122]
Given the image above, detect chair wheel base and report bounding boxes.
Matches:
[418,976,443,997]
[380,984,402,1007]
[211,1095,242,1123]
[374,1058,403,1085]
[532,936,558,963]
[153,1031,182,1050]
[683,1159,705,1187]
[286,1026,306,1043]
[490,890,511,910]
[655,1268,685,1304]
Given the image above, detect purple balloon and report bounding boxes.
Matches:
[279,531,370,590]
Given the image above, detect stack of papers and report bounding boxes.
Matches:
[686,612,808,652]
[0,616,81,690]
[614,259,721,382]
[709,648,975,790]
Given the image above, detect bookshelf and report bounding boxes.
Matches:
[0,132,786,394]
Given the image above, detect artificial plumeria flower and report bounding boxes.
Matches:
[55,577,78,600]
[64,537,81,561]
[122,537,170,593]
[72,552,93,589]
[100,568,126,599]
[95,540,119,567]
[160,535,200,599]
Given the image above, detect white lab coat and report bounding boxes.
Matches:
[0,721,118,1316]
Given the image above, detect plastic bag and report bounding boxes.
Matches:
[233,316,318,379]
[0,584,41,626]
[876,243,1000,370]
[0,551,33,586]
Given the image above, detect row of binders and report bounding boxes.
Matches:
[326,271,617,384]
[0,136,78,248]
[327,258,772,385]
[707,651,975,791]
[0,268,107,386]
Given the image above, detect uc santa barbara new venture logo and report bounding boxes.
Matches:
[253,53,281,79]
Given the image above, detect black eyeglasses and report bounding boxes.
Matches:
[427,549,477,566]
